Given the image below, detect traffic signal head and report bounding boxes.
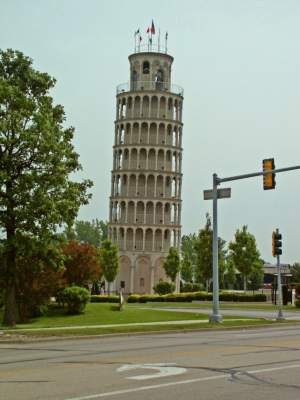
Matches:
[263,158,276,190]
[272,231,282,257]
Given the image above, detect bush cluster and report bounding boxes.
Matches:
[127,291,266,303]
[62,286,90,314]
[90,295,119,303]
[295,299,300,308]
[219,292,266,302]
[181,283,203,293]
[153,281,175,295]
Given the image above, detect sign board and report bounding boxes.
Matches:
[203,188,231,200]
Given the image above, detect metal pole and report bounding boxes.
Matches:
[210,173,222,323]
[276,229,284,321]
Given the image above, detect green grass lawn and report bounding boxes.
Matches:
[0,303,209,330]
[1,302,297,338]
[13,319,280,337]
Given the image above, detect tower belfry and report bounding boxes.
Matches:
[108,34,184,294]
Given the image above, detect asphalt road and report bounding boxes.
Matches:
[1,325,300,400]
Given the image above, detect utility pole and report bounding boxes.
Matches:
[204,161,300,323]
[211,174,222,323]
[273,228,284,320]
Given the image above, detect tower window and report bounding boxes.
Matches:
[143,61,150,74]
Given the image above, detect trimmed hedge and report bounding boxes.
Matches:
[127,291,266,303]
[219,292,266,302]
[90,295,119,303]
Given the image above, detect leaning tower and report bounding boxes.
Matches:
[108,37,183,294]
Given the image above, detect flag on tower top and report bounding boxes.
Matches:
[151,20,155,34]
[146,20,155,34]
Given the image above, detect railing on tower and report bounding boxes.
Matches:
[116,81,184,96]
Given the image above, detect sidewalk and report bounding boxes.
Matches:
[1,318,253,332]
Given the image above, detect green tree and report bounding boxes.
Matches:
[229,226,262,291]
[0,235,65,322]
[163,247,181,283]
[181,234,197,282]
[99,239,119,294]
[0,49,92,326]
[291,262,300,283]
[62,240,102,287]
[224,254,237,289]
[194,214,226,290]
[65,219,108,247]
[248,263,264,292]
[181,258,193,283]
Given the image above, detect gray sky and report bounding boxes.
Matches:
[1,0,300,264]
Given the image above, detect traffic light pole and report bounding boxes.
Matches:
[276,229,284,321]
[210,174,222,323]
[208,163,300,323]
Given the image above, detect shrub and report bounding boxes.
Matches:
[219,292,266,302]
[192,291,212,301]
[295,299,300,308]
[153,281,175,295]
[62,286,90,314]
[295,285,300,299]
[181,283,203,293]
[127,294,141,303]
[0,289,3,309]
[90,295,119,303]
[164,293,194,302]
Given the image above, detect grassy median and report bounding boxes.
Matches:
[0,303,297,338]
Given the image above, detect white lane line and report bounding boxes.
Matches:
[64,363,300,400]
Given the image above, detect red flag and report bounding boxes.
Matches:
[151,20,155,34]
[146,27,150,33]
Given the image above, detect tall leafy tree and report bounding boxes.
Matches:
[229,225,262,291]
[180,258,193,283]
[0,49,92,325]
[248,264,264,292]
[194,214,226,290]
[99,239,119,294]
[181,234,197,282]
[291,262,300,283]
[64,219,107,247]
[163,247,181,283]
[224,254,237,289]
[62,240,102,287]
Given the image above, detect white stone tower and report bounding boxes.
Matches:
[108,38,183,294]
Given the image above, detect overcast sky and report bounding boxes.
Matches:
[1,0,300,264]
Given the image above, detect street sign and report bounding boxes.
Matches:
[203,188,231,200]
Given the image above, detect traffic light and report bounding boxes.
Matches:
[263,158,276,190]
[272,231,282,257]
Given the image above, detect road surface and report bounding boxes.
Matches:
[1,325,300,399]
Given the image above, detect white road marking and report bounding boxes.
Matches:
[117,363,187,380]
[64,362,300,400]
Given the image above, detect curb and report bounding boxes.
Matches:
[1,321,299,344]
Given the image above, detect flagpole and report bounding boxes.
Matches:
[134,31,136,53]
[165,32,168,53]
[158,28,160,52]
